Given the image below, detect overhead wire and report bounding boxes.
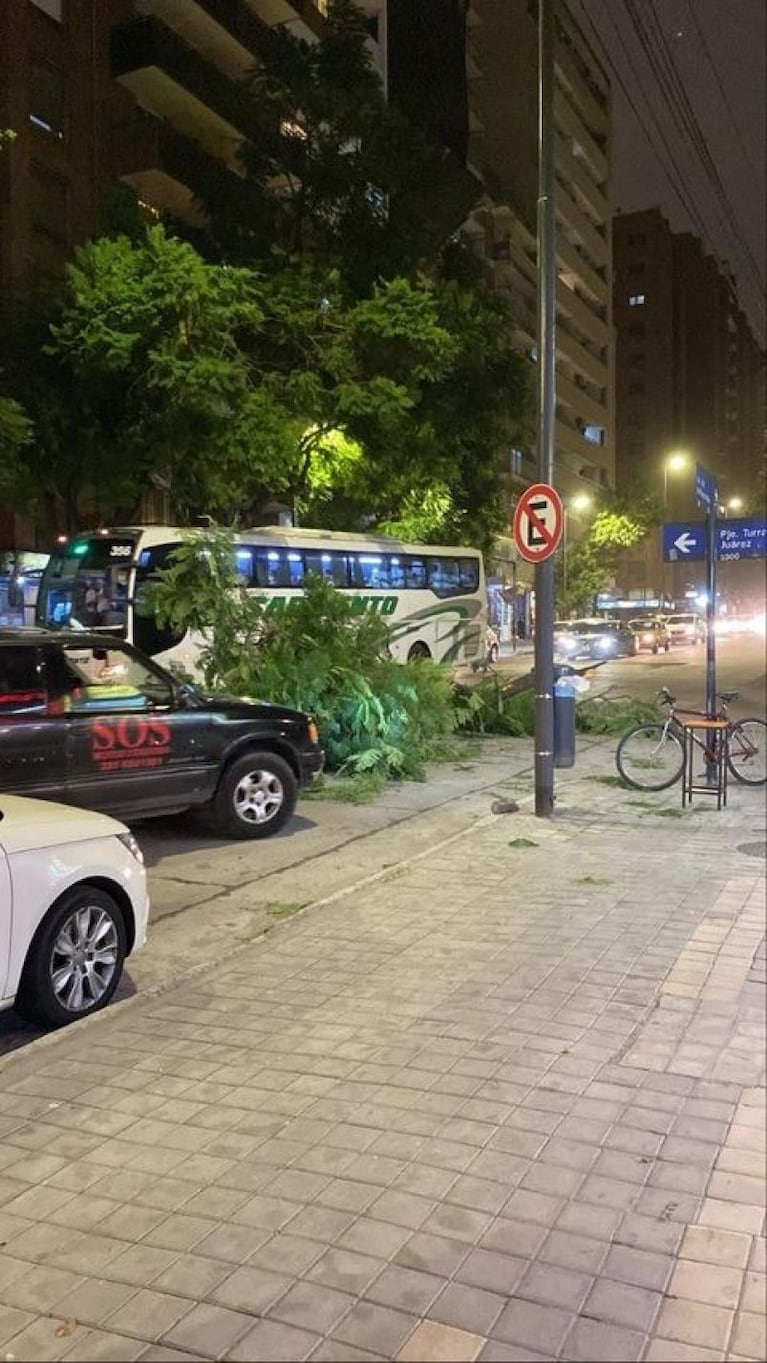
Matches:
[628,0,764,309]
[681,0,761,184]
[568,0,764,337]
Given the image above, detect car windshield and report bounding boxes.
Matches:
[36,536,136,633]
[573,622,615,635]
[668,615,694,624]
[630,619,657,630]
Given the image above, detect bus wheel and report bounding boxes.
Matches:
[407,642,432,662]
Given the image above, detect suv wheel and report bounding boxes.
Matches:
[16,886,126,1027]
[213,751,297,839]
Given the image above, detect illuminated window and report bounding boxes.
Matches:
[628,294,646,307]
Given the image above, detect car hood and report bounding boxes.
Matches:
[0,795,127,856]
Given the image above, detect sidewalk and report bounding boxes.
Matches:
[0,739,764,1363]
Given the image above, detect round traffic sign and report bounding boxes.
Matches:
[512,483,564,563]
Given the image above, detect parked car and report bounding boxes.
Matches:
[0,629,324,839]
[0,795,148,1026]
[554,618,637,660]
[628,617,671,654]
[665,612,706,645]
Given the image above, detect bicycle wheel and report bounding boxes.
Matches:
[616,723,685,791]
[727,719,767,786]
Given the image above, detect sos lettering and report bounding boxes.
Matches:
[93,717,172,754]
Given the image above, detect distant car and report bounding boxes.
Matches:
[0,628,324,839]
[0,795,148,1026]
[665,612,706,645]
[554,618,637,660]
[628,617,671,654]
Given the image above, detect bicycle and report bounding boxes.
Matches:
[616,687,767,791]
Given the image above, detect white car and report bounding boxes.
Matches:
[665,612,706,645]
[0,796,148,1027]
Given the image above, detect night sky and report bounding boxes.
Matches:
[571,0,766,345]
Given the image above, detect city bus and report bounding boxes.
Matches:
[35,524,486,670]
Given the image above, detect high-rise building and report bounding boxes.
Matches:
[469,0,613,507]
[614,206,765,508]
[612,206,766,604]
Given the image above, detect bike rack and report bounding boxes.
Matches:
[680,717,729,810]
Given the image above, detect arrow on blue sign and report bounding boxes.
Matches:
[663,518,767,562]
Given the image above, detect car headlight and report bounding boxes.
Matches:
[117,831,144,864]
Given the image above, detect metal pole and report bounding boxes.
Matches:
[705,504,717,717]
[534,0,557,818]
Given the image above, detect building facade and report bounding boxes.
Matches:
[613,207,766,604]
[462,0,614,507]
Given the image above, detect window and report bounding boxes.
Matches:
[29,62,65,139]
[428,558,479,598]
[0,647,47,716]
[31,0,63,17]
[251,549,304,589]
[30,162,68,244]
[628,294,646,307]
[349,553,391,590]
[134,545,185,658]
[583,425,605,446]
[61,645,173,713]
[304,550,349,586]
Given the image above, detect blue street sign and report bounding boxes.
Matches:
[664,522,706,561]
[663,518,767,562]
[717,517,767,560]
[695,462,717,510]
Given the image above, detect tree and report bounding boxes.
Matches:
[188,0,477,295]
[556,505,657,616]
[0,227,474,532]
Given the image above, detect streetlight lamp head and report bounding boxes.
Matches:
[727,497,744,511]
[666,451,690,472]
[570,493,593,512]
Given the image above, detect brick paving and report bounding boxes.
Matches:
[0,741,764,1361]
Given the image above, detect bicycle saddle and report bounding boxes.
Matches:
[718,690,739,703]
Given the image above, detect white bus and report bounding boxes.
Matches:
[35,524,486,670]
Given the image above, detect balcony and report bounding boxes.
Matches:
[243,0,324,41]
[111,16,256,168]
[554,89,607,184]
[556,177,608,269]
[111,112,242,223]
[136,0,272,79]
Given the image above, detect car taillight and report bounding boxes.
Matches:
[307,719,319,745]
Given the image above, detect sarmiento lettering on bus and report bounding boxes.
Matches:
[262,595,398,616]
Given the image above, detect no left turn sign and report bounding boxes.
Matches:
[512,483,564,563]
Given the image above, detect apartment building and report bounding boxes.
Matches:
[613,206,766,602]
[462,0,614,505]
[0,0,386,297]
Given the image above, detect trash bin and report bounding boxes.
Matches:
[554,673,576,769]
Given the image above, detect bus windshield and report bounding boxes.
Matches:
[36,535,136,634]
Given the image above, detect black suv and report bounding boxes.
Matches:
[0,630,323,838]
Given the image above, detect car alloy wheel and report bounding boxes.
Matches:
[233,767,284,825]
[51,903,120,1013]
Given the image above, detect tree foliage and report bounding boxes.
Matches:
[191,0,477,294]
[556,502,659,616]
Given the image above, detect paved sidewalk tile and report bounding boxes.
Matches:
[0,741,764,1362]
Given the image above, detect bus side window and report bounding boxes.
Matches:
[429,558,461,597]
[349,554,390,589]
[388,556,406,589]
[458,558,480,590]
[404,556,427,589]
[304,551,349,586]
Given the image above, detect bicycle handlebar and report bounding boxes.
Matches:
[657,687,676,705]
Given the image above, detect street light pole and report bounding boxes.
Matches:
[533,0,557,819]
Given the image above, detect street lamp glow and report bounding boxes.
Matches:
[727,497,744,512]
[665,451,690,473]
[570,493,593,513]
